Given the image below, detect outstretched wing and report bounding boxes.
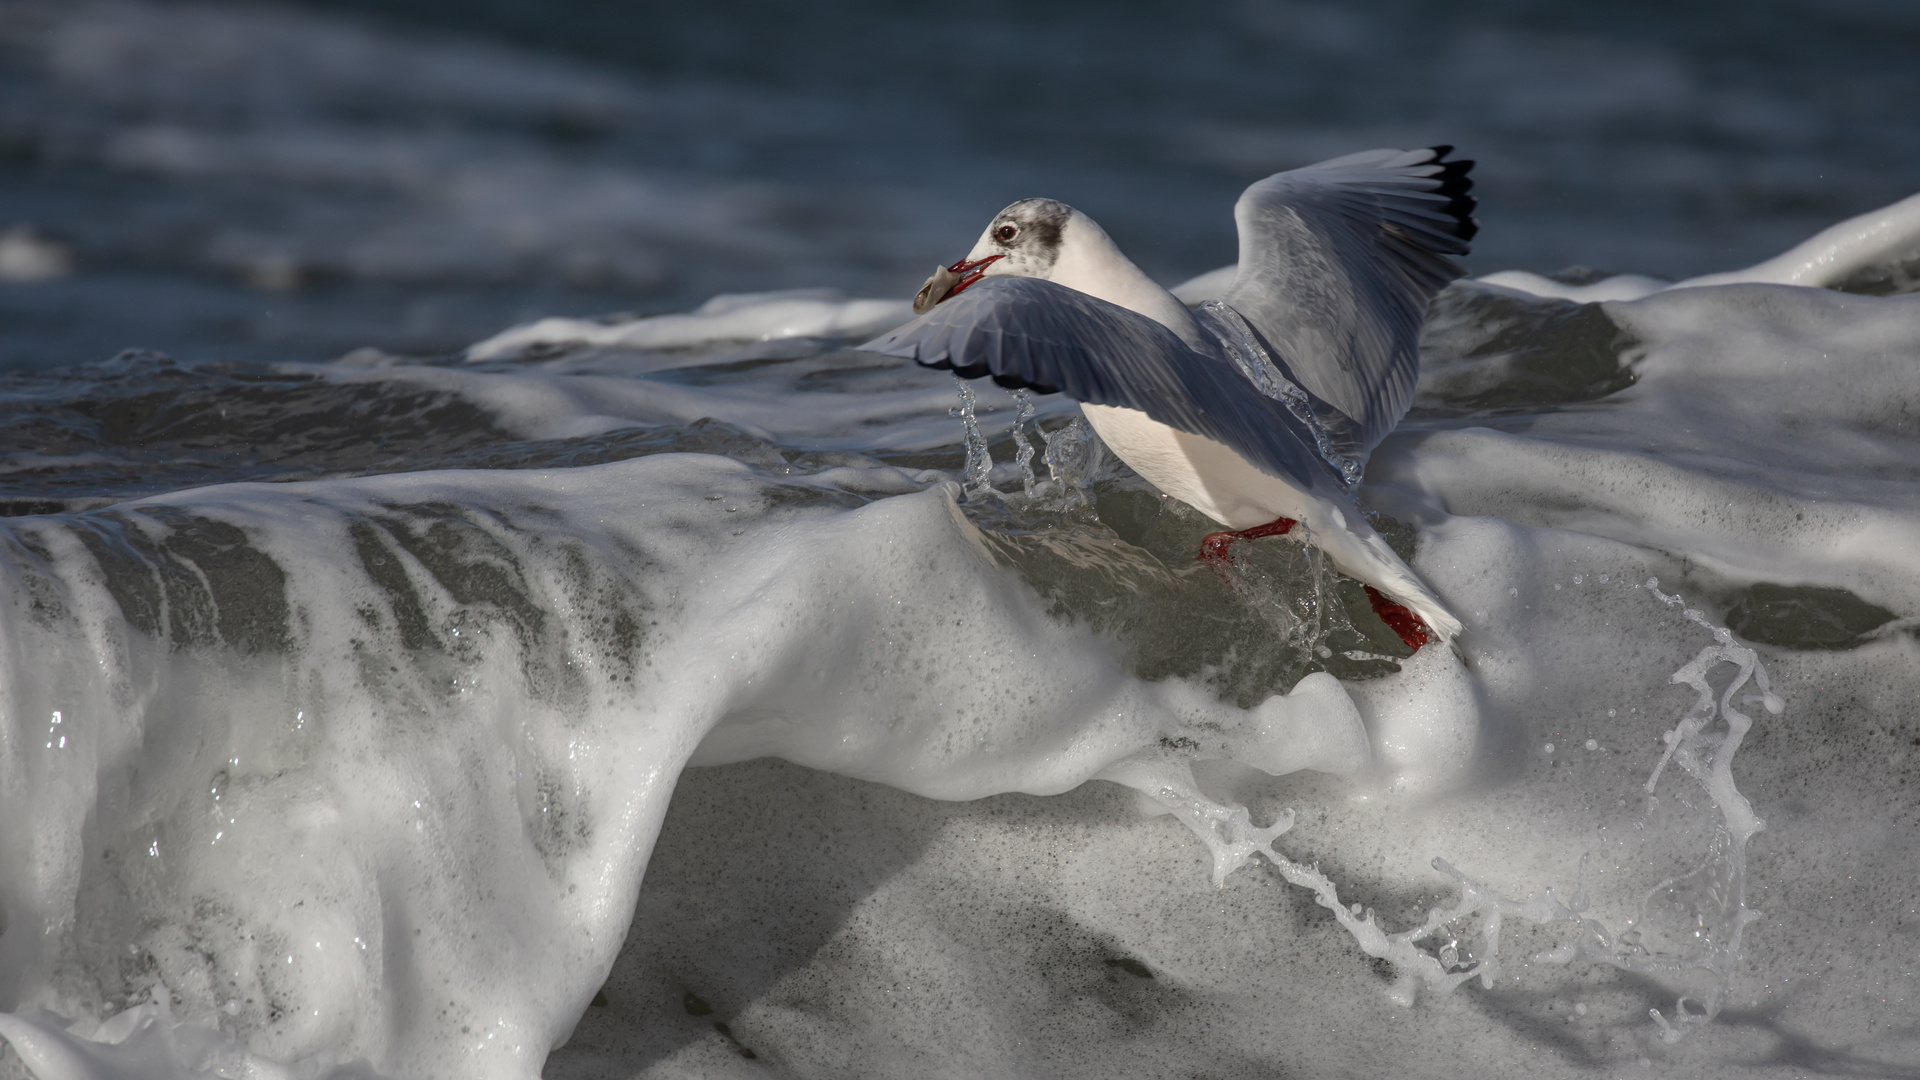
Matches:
[1223,145,1475,454]
[861,276,1330,489]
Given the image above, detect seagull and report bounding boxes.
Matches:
[862,147,1475,649]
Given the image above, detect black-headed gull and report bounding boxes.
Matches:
[863,147,1474,648]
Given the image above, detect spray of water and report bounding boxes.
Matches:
[1037,416,1100,507]
[949,376,993,497]
[1008,389,1038,497]
[1213,534,1348,661]
[1238,579,1778,1038]
[944,383,1109,512]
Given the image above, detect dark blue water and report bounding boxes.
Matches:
[2,0,1917,369]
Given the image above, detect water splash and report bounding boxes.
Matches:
[949,376,993,497]
[1224,537,1344,660]
[1038,415,1101,508]
[1009,388,1038,497]
[1629,578,1777,1039]
[943,384,1103,509]
[1244,580,1777,1038]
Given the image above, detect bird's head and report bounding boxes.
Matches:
[913,198,1072,314]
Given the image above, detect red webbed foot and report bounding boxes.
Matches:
[1364,585,1430,651]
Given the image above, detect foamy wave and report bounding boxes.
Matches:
[5,127,1920,1080]
[1478,189,1920,301]
[463,290,915,360]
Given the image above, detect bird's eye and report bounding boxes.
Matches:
[994,223,1018,243]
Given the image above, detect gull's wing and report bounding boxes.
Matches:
[1223,145,1475,455]
[861,276,1330,489]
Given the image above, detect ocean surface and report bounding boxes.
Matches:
[1,1,1919,1077]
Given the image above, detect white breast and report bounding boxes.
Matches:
[1080,403,1311,530]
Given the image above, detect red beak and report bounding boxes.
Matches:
[913,253,1007,314]
[941,254,1004,301]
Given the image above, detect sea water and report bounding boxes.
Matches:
[3,2,1920,1078]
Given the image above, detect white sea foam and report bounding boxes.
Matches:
[1478,190,1920,301]
[1468,271,1671,302]
[464,291,915,361]
[1266,582,1777,1028]
[1372,284,1920,615]
[0,457,1401,1077]
[286,297,1096,462]
[306,336,1078,454]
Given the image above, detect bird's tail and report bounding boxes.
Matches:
[1299,506,1463,644]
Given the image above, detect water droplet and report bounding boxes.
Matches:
[1544,743,1555,754]
[1586,739,1598,751]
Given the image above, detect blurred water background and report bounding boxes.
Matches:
[3,0,1918,370]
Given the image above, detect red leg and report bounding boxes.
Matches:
[1196,516,1296,568]
[1197,520,1430,653]
[1364,585,1430,651]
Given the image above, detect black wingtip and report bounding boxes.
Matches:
[919,354,1061,395]
[989,372,1061,394]
[1427,146,1479,244]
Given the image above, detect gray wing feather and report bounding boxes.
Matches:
[861,276,1329,489]
[1223,146,1475,458]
